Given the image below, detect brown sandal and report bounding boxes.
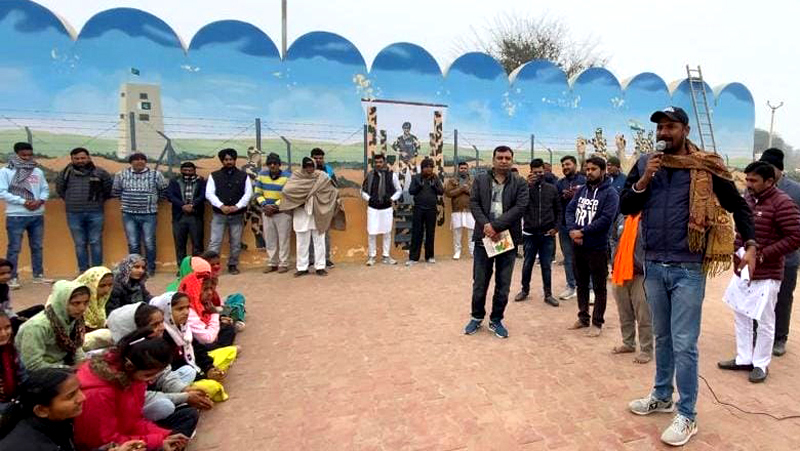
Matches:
[634,352,652,364]
[612,345,636,354]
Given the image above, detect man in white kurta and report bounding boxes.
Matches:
[293,159,327,275]
[362,154,402,266]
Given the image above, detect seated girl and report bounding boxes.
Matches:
[106,255,152,316]
[0,310,25,413]
[150,292,238,402]
[0,258,45,333]
[76,266,116,351]
[106,302,209,424]
[73,330,194,451]
[16,280,90,371]
[0,367,152,451]
[179,258,236,349]
[166,256,193,292]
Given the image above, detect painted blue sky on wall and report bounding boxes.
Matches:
[0,0,755,158]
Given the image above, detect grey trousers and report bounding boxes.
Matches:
[612,274,653,353]
[262,212,292,268]
[208,213,245,267]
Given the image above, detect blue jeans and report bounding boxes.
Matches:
[5,215,44,278]
[66,211,105,272]
[520,233,555,296]
[558,225,576,289]
[644,261,706,420]
[122,213,157,274]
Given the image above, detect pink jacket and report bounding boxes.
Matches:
[187,308,220,344]
[74,359,170,450]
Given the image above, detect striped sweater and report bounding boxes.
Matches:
[112,167,167,214]
[254,169,290,206]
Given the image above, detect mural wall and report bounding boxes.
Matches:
[0,0,757,272]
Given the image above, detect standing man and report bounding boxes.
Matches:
[407,158,443,266]
[566,156,619,337]
[112,152,166,275]
[758,148,800,357]
[515,158,560,306]
[607,156,627,193]
[255,153,292,274]
[280,157,337,277]
[556,155,586,300]
[362,153,401,266]
[622,106,755,447]
[55,147,113,273]
[0,142,50,289]
[165,162,206,267]
[718,161,800,383]
[445,161,475,260]
[310,147,336,268]
[206,148,252,275]
[464,146,529,339]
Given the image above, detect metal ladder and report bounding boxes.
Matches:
[686,65,717,153]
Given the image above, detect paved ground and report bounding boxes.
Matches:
[12,258,800,450]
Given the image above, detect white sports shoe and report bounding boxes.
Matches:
[660,414,697,447]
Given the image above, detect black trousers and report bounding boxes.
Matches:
[573,246,608,327]
[155,405,199,438]
[205,322,237,350]
[409,206,437,261]
[775,264,799,344]
[471,243,517,323]
[173,215,204,265]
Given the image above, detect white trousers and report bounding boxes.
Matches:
[296,229,326,271]
[368,232,392,258]
[452,227,474,258]
[262,213,292,268]
[735,284,779,370]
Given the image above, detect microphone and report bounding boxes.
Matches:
[655,140,667,152]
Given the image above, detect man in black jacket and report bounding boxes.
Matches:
[55,147,113,272]
[515,158,561,306]
[464,146,529,339]
[165,162,207,267]
[205,148,253,275]
[406,158,443,265]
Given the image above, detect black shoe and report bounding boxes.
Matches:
[326,260,335,268]
[717,359,753,371]
[228,265,240,275]
[749,367,768,383]
[544,295,559,307]
[514,291,529,302]
[316,269,329,276]
[293,270,309,277]
[773,341,787,357]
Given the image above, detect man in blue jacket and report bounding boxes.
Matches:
[566,156,619,338]
[165,162,207,267]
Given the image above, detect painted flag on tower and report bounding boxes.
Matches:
[131,67,140,76]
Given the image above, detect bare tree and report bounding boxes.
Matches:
[454,13,608,78]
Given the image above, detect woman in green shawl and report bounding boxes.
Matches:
[15,280,91,370]
[75,267,115,351]
[166,257,193,292]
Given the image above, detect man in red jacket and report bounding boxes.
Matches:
[718,161,800,383]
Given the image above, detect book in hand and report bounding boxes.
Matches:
[482,230,514,258]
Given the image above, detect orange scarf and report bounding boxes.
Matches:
[612,214,641,286]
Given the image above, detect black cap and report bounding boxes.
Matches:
[650,106,689,125]
[266,152,281,165]
[760,147,785,171]
[180,161,196,169]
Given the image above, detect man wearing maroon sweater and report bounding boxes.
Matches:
[718,161,800,383]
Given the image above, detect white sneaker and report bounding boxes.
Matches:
[558,288,576,300]
[660,414,697,447]
[453,252,461,260]
[628,393,676,416]
[405,260,417,267]
[32,276,54,284]
[382,256,397,265]
[426,258,436,264]
[366,257,376,266]
[8,278,20,290]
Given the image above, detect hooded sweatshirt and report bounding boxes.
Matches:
[74,266,113,330]
[566,176,619,250]
[106,302,190,406]
[73,354,170,450]
[16,280,88,371]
